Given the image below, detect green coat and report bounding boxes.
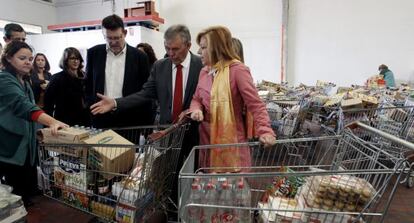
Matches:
[0,70,40,166]
[380,69,396,87]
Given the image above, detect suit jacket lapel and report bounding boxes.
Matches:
[96,46,107,94]
[166,59,173,106]
[183,54,197,108]
[122,46,131,96]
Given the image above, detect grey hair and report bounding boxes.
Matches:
[164,24,191,44]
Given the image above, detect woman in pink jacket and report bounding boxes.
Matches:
[190,26,276,172]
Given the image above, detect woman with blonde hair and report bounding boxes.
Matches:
[190,26,275,171]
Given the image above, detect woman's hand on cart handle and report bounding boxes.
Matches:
[259,133,276,148]
[90,93,116,115]
[190,109,204,122]
[177,110,192,124]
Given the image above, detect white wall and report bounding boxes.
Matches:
[1,0,282,82]
[3,0,414,86]
[54,0,283,83]
[28,26,163,74]
[158,0,282,83]
[0,0,56,39]
[287,0,414,86]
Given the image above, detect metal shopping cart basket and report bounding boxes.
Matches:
[338,105,414,135]
[359,114,414,188]
[266,98,305,138]
[38,122,188,223]
[179,122,414,223]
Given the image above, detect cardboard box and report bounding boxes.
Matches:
[90,201,115,220]
[54,155,89,191]
[341,98,363,108]
[38,127,90,143]
[115,191,154,223]
[83,130,135,180]
[38,127,90,158]
[116,203,136,223]
[258,197,304,223]
[61,188,89,210]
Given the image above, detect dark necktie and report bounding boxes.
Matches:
[172,64,183,122]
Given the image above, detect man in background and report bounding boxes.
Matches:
[85,14,153,128]
[3,23,26,43]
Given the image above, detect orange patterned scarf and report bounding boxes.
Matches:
[209,60,242,172]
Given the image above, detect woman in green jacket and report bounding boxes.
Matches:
[0,41,68,206]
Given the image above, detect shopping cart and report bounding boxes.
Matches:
[38,123,188,223]
[265,98,305,138]
[337,105,414,134]
[179,122,414,223]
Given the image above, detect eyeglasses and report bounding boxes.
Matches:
[11,37,26,42]
[104,35,124,42]
[68,57,80,61]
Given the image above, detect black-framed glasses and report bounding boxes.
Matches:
[68,57,80,61]
[11,37,26,42]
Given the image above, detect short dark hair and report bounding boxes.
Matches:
[378,64,388,71]
[137,43,157,67]
[32,53,51,73]
[164,25,191,44]
[59,47,84,73]
[102,14,124,30]
[4,23,25,39]
[1,41,33,74]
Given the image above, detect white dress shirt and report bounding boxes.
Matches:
[171,52,191,111]
[104,44,126,98]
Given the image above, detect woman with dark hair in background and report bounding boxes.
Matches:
[137,42,157,69]
[30,53,52,108]
[136,42,159,122]
[0,41,67,206]
[232,37,244,63]
[44,47,90,126]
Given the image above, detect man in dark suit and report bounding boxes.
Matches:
[85,14,153,128]
[91,24,202,124]
[90,24,203,206]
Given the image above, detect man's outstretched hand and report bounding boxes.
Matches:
[90,93,116,115]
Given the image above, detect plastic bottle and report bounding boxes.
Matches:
[139,134,146,146]
[234,178,251,223]
[218,181,235,223]
[187,182,203,223]
[204,182,219,223]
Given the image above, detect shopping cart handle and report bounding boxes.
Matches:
[147,115,190,143]
[344,122,359,130]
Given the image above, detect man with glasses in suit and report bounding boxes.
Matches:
[85,14,153,128]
